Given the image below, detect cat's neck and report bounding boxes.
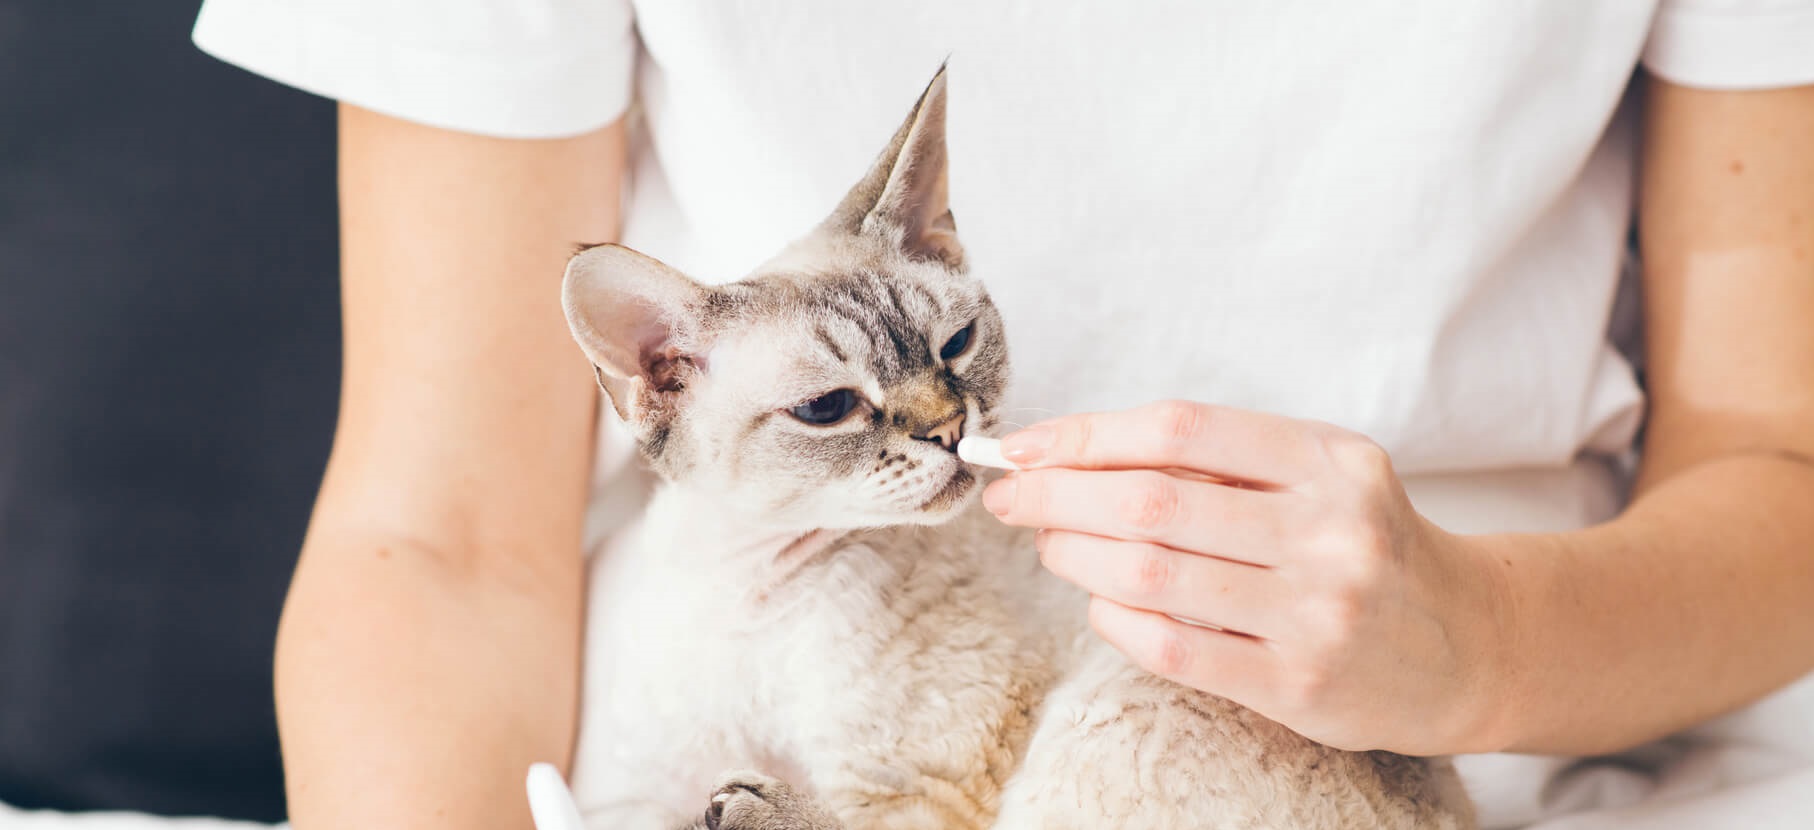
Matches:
[640,482,850,583]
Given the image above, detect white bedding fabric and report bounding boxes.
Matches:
[6,734,1813,829]
[1460,674,1814,828]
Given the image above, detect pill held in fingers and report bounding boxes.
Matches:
[957,436,1019,470]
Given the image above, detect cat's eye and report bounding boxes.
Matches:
[789,389,861,426]
[939,323,975,362]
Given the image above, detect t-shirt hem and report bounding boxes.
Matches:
[1643,5,1814,89]
[192,0,634,139]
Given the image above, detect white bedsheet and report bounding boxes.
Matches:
[7,722,1812,830]
[1461,670,1814,829]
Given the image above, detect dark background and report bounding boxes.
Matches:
[0,1,338,820]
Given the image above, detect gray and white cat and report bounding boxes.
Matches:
[561,68,1475,830]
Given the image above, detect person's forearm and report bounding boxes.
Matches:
[277,107,623,829]
[277,528,583,830]
[1472,452,1814,755]
[1467,79,1814,757]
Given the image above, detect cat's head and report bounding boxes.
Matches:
[563,68,1006,531]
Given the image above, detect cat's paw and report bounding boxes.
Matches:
[703,770,840,830]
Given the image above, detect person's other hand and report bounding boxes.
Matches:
[981,401,1511,755]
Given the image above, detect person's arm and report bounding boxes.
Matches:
[976,77,1814,757]
[276,105,624,829]
[1475,77,1814,753]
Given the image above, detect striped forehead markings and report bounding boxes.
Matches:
[810,278,919,380]
[812,325,848,364]
[782,268,970,388]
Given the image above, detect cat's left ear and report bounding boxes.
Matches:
[821,66,963,269]
[562,244,709,423]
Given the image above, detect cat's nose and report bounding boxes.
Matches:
[913,412,966,452]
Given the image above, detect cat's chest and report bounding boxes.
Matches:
[573,504,1080,809]
[584,522,899,722]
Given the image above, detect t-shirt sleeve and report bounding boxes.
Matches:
[1644,0,1814,89]
[192,0,635,138]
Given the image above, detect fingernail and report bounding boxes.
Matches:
[1001,427,1055,465]
[983,477,1017,516]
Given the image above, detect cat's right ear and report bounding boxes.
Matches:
[819,66,963,269]
[562,244,708,423]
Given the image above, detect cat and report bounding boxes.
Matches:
[560,67,1476,830]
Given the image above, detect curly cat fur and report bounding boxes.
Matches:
[562,68,1475,829]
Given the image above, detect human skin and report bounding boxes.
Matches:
[274,106,624,830]
[981,76,1814,757]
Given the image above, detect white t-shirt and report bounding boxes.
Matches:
[193,3,1814,827]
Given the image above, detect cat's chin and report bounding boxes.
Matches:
[828,458,980,530]
[906,466,979,524]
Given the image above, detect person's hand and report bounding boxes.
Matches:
[980,401,1513,755]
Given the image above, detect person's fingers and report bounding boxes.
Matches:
[1037,530,1288,638]
[997,400,1318,487]
[982,468,1291,565]
[1087,596,1277,708]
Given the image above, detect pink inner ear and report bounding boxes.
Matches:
[644,349,694,393]
[595,300,682,381]
[908,206,962,267]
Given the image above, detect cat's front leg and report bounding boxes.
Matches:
[699,770,844,830]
